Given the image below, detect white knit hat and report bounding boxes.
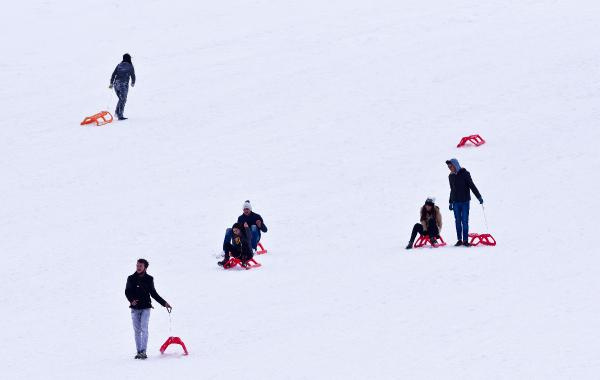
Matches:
[243,200,252,210]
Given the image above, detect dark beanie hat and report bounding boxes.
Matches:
[425,197,435,206]
[123,53,132,63]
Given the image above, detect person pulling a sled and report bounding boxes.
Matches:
[125,258,172,359]
[446,158,483,247]
[109,53,136,120]
[406,197,443,249]
[219,223,254,268]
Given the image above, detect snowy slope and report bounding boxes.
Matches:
[1,0,600,378]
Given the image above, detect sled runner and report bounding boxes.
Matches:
[80,111,113,126]
[413,235,447,248]
[223,257,262,270]
[256,242,268,255]
[160,336,188,355]
[467,233,496,246]
[457,134,485,148]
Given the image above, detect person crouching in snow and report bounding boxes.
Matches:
[219,223,254,268]
[406,197,442,249]
[446,158,483,247]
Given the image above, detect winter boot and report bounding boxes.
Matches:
[429,236,438,246]
[463,242,471,247]
[140,351,147,359]
[405,242,413,250]
[134,351,143,359]
[454,240,463,247]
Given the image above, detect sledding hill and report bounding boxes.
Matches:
[1,0,599,378]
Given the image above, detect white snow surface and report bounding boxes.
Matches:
[1,1,600,378]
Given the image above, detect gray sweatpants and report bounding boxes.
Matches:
[131,308,151,353]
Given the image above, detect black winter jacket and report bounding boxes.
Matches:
[224,226,254,260]
[448,168,482,203]
[237,212,268,233]
[111,62,136,86]
[125,272,166,309]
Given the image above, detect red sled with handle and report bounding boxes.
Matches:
[457,134,485,148]
[256,242,268,255]
[413,235,447,248]
[160,336,188,355]
[468,233,497,246]
[222,257,262,270]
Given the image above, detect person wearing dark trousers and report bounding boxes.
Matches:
[125,259,172,359]
[446,158,483,247]
[219,223,254,268]
[109,53,136,120]
[236,200,268,251]
[406,198,443,249]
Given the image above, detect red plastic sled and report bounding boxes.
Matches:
[80,111,113,126]
[160,336,188,355]
[457,134,486,148]
[256,242,268,255]
[413,235,447,248]
[468,233,497,246]
[223,257,262,270]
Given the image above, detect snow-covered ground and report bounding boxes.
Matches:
[1,0,600,378]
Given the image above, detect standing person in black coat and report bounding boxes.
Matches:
[125,259,172,359]
[236,200,268,251]
[218,223,254,268]
[446,158,483,247]
[109,53,136,120]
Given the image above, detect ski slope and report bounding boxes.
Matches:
[1,0,600,378]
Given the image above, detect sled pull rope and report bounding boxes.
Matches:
[481,204,489,233]
[106,86,113,111]
[168,309,173,335]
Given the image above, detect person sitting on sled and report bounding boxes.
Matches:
[406,197,442,249]
[236,200,268,252]
[218,223,254,268]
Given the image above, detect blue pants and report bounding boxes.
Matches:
[250,225,260,249]
[114,81,129,118]
[131,308,151,353]
[224,226,260,250]
[452,201,470,242]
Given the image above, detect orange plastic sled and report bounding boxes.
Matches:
[80,111,113,126]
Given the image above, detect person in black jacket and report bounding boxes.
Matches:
[218,223,254,268]
[109,53,136,120]
[236,200,268,251]
[446,158,483,247]
[125,259,171,359]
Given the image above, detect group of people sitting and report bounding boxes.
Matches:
[406,158,483,249]
[218,200,268,268]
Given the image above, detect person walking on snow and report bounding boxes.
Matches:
[109,53,136,120]
[446,158,483,247]
[125,258,172,359]
[223,200,267,253]
[219,223,254,268]
[406,197,442,249]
